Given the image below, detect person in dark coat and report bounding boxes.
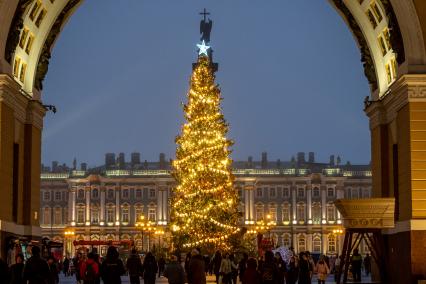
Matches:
[158,256,166,277]
[143,252,158,284]
[47,256,59,284]
[9,253,24,284]
[0,257,9,283]
[350,248,362,282]
[63,256,70,276]
[188,248,206,284]
[212,250,222,284]
[23,246,50,284]
[364,253,371,277]
[241,258,261,284]
[126,248,142,284]
[238,253,248,283]
[100,246,125,284]
[297,252,311,284]
[285,256,299,284]
[259,251,279,284]
[274,252,286,284]
[164,255,185,284]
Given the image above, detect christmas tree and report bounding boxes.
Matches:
[171,38,240,250]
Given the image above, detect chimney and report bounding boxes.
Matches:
[159,153,166,169]
[261,152,268,169]
[308,152,315,163]
[52,161,58,172]
[81,163,87,171]
[131,152,141,166]
[336,155,341,166]
[105,153,115,168]
[297,152,305,165]
[248,156,253,168]
[329,155,335,166]
[276,159,281,168]
[117,153,125,168]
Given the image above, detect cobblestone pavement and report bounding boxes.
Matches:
[58,273,373,284]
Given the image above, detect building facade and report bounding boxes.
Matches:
[40,152,372,256]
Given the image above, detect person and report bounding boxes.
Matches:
[9,253,25,284]
[241,258,261,284]
[297,252,310,284]
[285,256,298,284]
[47,256,59,284]
[219,253,232,284]
[188,248,206,284]
[315,256,330,284]
[212,251,222,284]
[63,256,70,276]
[100,246,125,284]
[259,251,279,284]
[143,252,158,284]
[274,252,286,284]
[238,253,248,284]
[158,256,166,277]
[73,253,83,284]
[23,246,50,284]
[334,255,342,283]
[229,254,238,284]
[126,248,142,284]
[364,253,371,276]
[0,257,9,282]
[164,255,185,284]
[306,251,315,281]
[80,252,100,284]
[350,249,362,282]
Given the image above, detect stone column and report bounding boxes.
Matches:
[322,233,327,255]
[336,185,344,222]
[292,186,297,224]
[115,185,120,225]
[85,187,90,225]
[244,181,255,224]
[71,188,76,224]
[100,188,105,224]
[321,186,327,224]
[307,233,313,252]
[307,185,312,224]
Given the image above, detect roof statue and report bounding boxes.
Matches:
[199,8,212,43]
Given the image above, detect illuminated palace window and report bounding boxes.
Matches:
[19,63,26,83]
[29,1,42,21]
[91,208,99,224]
[327,203,336,221]
[43,207,51,225]
[134,204,143,222]
[54,191,61,201]
[76,205,85,223]
[149,188,156,198]
[313,235,321,253]
[312,203,321,224]
[107,189,114,199]
[148,206,156,221]
[106,204,114,223]
[53,207,62,225]
[43,191,50,201]
[268,203,277,221]
[297,202,305,221]
[282,234,291,247]
[297,188,305,198]
[256,188,263,198]
[25,34,34,54]
[35,8,47,28]
[19,28,29,48]
[256,203,264,221]
[328,234,336,253]
[298,235,306,252]
[135,189,142,199]
[282,187,289,198]
[282,203,290,223]
[77,189,85,199]
[313,187,320,198]
[269,188,276,198]
[92,188,99,199]
[122,204,130,223]
[13,57,20,77]
[327,187,334,197]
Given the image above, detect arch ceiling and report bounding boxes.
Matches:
[0,0,425,100]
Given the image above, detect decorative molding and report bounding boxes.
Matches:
[34,0,82,90]
[0,219,41,237]
[383,219,426,234]
[25,99,45,129]
[381,0,405,64]
[4,0,33,63]
[0,73,29,123]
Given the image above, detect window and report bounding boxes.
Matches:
[24,33,34,54]
[13,57,21,77]
[366,10,378,29]
[282,203,290,223]
[91,208,99,224]
[297,188,305,198]
[313,187,320,198]
[53,207,61,224]
[256,188,263,198]
[148,207,156,221]
[391,58,397,80]
[269,188,276,198]
[268,204,277,221]
[35,8,47,27]
[383,28,392,50]
[135,189,142,198]
[43,207,51,224]
[298,236,306,252]
[43,191,51,201]
[122,189,129,199]
[282,188,289,198]
[312,203,321,224]
[29,1,42,21]
[370,2,383,23]
[64,208,68,224]
[282,234,290,247]
[149,188,156,198]
[362,188,371,198]
[313,236,321,253]
[77,189,85,199]
[107,206,114,223]
[122,206,129,223]
[328,235,336,253]
[54,191,61,201]
[19,28,29,48]
[378,36,388,56]
[77,207,85,223]
[327,204,336,221]
[297,203,305,221]
[327,188,334,198]
[135,205,143,222]
[351,188,360,199]
[19,63,26,83]
[92,188,99,199]
[107,189,114,199]
[256,204,264,221]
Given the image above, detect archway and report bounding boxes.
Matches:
[0,0,426,282]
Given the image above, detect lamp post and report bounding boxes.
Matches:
[135,214,155,251]
[64,229,75,257]
[333,228,344,254]
[154,228,165,255]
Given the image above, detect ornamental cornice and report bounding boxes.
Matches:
[25,99,45,129]
[0,74,29,123]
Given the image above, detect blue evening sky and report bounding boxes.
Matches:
[42,0,370,168]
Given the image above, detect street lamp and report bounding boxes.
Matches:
[154,229,165,253]
[64,229,75,256]
[136,214,156,251]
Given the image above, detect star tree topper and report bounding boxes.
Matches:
[197,40,210,56]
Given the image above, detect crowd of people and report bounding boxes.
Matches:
[0,245,372,284]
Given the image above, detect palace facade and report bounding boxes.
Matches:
[40,152,372,256]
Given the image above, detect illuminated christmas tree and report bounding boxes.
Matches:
[171,32,240,250]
